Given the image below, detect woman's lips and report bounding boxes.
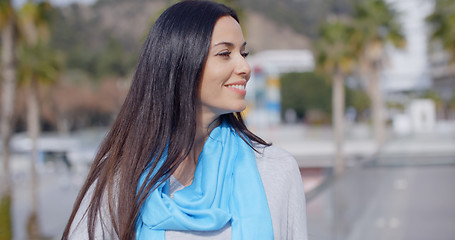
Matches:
[225,83,247,95]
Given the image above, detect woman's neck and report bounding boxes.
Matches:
[173,113,220,187]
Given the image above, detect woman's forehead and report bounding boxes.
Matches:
[210,16,245,47]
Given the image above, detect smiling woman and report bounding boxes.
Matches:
[199,16,251,123]
[62,1,308,239]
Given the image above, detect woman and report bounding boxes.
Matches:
[62,1,307,239]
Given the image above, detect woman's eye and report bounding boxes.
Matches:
[217,51,231,57]
[241,52,250,58]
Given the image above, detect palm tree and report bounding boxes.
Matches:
[16,1,59,239]
[426,0,455,63]
[426,0,455,118]
[0,1,17,239]
[18,43,60,239]
[315,17,358,176]
[353,0,405,147]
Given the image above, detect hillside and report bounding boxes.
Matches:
[53,0,311,52]
[244,12,311,53]
[49,0,354,77]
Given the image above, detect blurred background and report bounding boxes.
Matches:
[1,0,454,239]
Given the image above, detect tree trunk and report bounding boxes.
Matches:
[0,6,16,240]
[1,3,16,199]
[26,79,42,239]
[333,71,345,176]
[56,111,70,135]
[370,67,386,147]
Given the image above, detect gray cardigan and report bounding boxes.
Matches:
[69,145,308,239]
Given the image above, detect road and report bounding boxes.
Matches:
[304,129,455,240]
[306,157,455,240]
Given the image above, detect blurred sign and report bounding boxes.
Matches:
[245,50,314,128]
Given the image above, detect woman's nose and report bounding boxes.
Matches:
[235,55,251,80]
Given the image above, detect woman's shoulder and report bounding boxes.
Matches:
[252,144,308,240]
[253,144,299,174]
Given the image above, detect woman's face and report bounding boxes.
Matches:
[198,16,251,121]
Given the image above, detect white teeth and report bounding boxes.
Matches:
[228,84,245,90]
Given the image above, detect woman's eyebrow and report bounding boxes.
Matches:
[213,41,247,47]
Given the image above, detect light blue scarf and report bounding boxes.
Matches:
[135,121,273,239]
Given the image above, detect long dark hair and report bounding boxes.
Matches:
[62,1,270,239]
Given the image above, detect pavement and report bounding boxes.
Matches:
[267,123,455,240]
[255,122,455,240]
[306,164,455,240]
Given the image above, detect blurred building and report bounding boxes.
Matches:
[392,99,436,135]
[248,50,314,74]
[245,50,314,128]
[380,0,455,125]
[428,42,455,111]
[382,0,432,94]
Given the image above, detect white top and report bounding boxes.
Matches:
[69,145,308,239]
